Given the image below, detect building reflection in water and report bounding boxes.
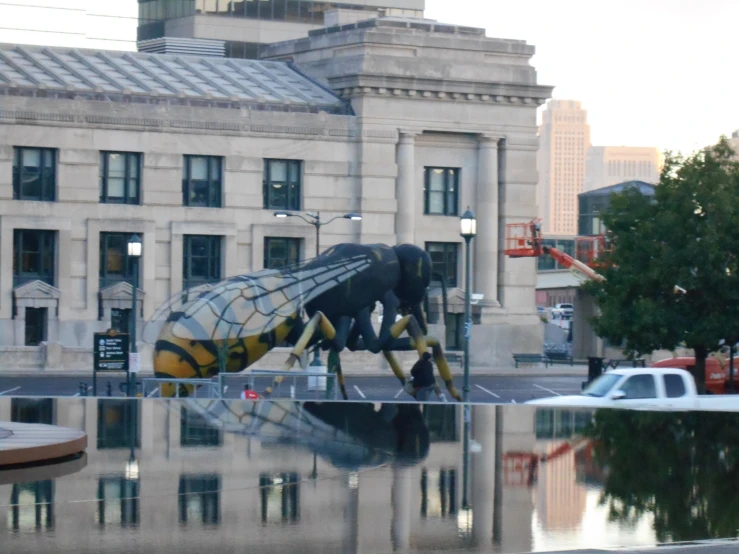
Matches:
[4,398,735,552]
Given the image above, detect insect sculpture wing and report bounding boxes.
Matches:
[143,253,373,343]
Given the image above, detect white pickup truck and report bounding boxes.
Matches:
[525,367,739,412]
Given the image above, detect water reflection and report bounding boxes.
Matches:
[1,398,739,553]
[585,409,739,543]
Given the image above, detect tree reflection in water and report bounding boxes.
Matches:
[584,409,739,543]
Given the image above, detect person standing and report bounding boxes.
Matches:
[409,352,436,401]
[241,383,260,400]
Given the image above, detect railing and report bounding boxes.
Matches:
[141,378,221,398]
[217,369,339,400]
[140,369,339,400]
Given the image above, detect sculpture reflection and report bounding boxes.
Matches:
[585,410,739,543]
[172,400,430,470]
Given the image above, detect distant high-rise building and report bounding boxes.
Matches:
[536,100,591,236]
[137,0,425,59]
[584,146,661,192]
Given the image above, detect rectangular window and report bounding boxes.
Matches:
[13,229,56,287]
[25,307,47,346]
[98,477,139,527]
[425,242,458,288]
[422,405,458,442]
[100,233,140,289]
[259,472,300,523]
[263,159,301,210]
[97,399,140,449]
[183,235,222,289]
[11,481,54,531]
[183,155,222,208]
[424,167,459,216]
[180,407,223,447]
[11,398,54,424]
[179,475,221,525]
[111,308,131,334]
[264,237,301,269]
[445,313,463,351]
[13,147,56,201]
[100,151,141,204]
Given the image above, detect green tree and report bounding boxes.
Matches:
[584,410,739,542]
[583,137,739,392]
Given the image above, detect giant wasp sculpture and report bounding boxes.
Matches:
[144,243,462,401]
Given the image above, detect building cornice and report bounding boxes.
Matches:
[334,80,551,106]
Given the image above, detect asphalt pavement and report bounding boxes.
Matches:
[0,373,585,402]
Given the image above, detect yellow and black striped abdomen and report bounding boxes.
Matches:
[153,314,300,397]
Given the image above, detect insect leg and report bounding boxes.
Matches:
[327,348,348,400]
[386,319,462,402]
[265,311,336,396]
[382,350,408,386]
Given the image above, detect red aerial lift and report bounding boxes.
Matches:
[503,219,738,394]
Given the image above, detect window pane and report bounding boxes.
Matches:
[191,157,208,180]
[664,374,686,398]
[429,169,445,191]
[288,161,299,183]
[210,158,220,180]
[621,375,657,399]
[128,154,139,178]
[269,183,287,209]
[23,148,40,168]
[270,160,287,182]
[21,149,42,199]
[429,191,444,214]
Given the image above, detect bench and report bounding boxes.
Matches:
[445,351,465,369]
[606,358,646,370]
[513,353,549,368]
[545,352,574,366]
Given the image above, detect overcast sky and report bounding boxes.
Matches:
[1,0,736,154]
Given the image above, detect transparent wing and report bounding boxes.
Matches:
[143,254,373,343]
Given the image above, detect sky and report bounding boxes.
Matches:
[1,0,737,155]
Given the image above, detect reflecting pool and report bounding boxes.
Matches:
[1,397,739,553]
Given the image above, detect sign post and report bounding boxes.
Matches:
[93,329,130,396]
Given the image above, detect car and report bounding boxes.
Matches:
[551,303,574,319]
[524,367,739,412]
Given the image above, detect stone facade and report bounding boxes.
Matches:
[0,18,552,372]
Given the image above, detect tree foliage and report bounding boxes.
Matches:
[584,410,739,542]
[583,137,739,391]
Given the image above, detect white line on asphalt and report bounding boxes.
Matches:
[223,386,228,394]
[0,386,20,396]
[475,384,500,398]
[73,393,79,397]
[353,385,366,399]
[147,388,159,398]
[533,384,562,396]
[394,388,404,399]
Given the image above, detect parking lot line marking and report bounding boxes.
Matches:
[147,388,159,398]
[0,386,21,396]
[475,384,500,398]
[394,388,404,399]
[353,385,366,399]
[533,384,562,396]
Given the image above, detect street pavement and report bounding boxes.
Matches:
[0,372,586,402]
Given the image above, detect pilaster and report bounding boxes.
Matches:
[395,130,417,246]
[475,135,502,318]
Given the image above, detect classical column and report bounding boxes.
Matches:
[395,131,416,245]
[475,135,500,305]
[391,465,413,551]
[471,405,496,546]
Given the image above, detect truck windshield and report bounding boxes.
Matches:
[582,373,623,397]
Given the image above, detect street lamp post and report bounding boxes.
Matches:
[273,210,362,371]
[127,234,142,398]
[459,208,477,402]
[273,210,362,258]
[459,208,476,510]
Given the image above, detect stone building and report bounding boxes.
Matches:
[0,16,552,371]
